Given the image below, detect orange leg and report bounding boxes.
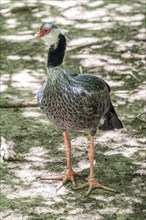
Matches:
[75,135,116,196]
[39,131,81,190]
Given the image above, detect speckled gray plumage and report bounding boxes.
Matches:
[37,31,123,133]
[37,66,110,131]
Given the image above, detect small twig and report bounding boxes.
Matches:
[129,71,141,82]
[136,117,146,123]
[2,213,11,219]
[79,65,83,74]
[0,101,38,108]
[137,112,146,117]
[136,112,146,123]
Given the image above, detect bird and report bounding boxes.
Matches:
[34,23,123,196]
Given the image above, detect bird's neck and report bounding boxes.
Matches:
[47,34,66,67]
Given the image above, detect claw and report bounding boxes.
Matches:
[100,184,116,192]
[56,177,68,191]
[56,182,63,191]
[86,185,93,196]
[70,176,77,187]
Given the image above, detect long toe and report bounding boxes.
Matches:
[39,175,64,180]
[75,178,116,196]
[98,183,116,192]
[74,182,89,190]
[38,169,82,190]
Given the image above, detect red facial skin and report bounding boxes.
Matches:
[35,28,51,38]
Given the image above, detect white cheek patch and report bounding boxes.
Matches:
[42,30,60,47]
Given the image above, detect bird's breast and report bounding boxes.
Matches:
[37,79,109,131]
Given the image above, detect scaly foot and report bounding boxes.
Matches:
[75,176,116,196]
[38,168,82,191]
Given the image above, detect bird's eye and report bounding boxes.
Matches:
[45,29,48,32]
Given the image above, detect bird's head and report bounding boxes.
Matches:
[34,23,66,47]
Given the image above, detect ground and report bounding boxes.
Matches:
[0,0,146,219]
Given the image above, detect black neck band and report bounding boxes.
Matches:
[47,34,66,67]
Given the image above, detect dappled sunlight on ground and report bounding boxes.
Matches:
[7,55,44,62]
[22,109,42,118]
[6,18,20,28]
[11,69,46,93]
[96,130,145,158]
[71,53,130,77]
[113,40,143,52]
[128,82,146,102]
[115,82,146,102]
[1,34,33,42]
[2,146,70,201]
[68,37,100,50]
[1,0,145,219]
[136,27,146,40]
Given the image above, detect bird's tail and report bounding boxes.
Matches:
[99,102,123,131]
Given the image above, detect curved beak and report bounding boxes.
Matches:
[34,31,41,39]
